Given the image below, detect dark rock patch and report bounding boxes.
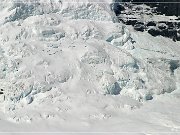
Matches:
[148,28,161,36]
[134,23,145,32]
[147,21,157,27]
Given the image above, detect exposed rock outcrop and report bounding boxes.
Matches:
[115,1,180,41]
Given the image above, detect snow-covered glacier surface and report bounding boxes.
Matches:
[0,0,180,133]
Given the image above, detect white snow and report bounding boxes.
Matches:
[0,0,180,134]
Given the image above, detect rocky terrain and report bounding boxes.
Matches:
[114,0,180,16]
[114,1,180,41]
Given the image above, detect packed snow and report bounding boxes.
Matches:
[0,0,180,134]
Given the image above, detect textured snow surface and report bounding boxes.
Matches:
[0,0,180,133]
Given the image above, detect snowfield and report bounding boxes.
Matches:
[0,0,180,134]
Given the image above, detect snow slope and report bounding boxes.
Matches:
[0,0,180,134]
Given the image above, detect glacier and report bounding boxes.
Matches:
[0,0,180,133]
